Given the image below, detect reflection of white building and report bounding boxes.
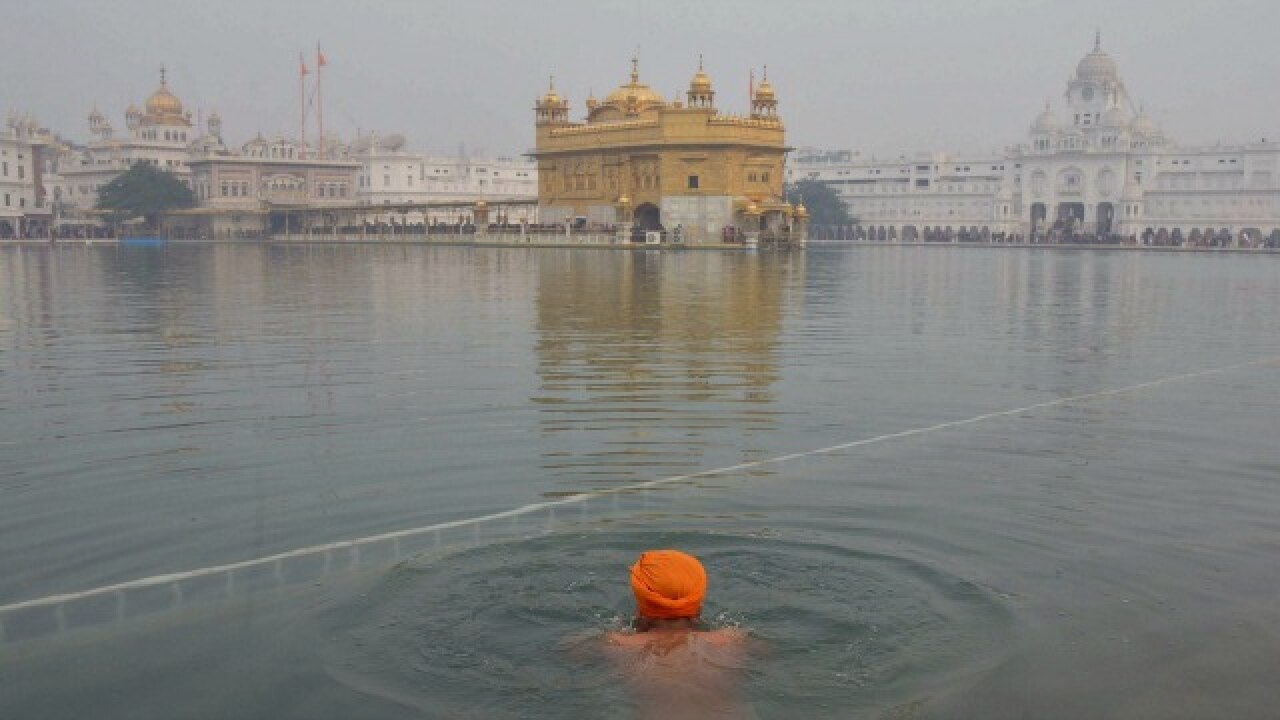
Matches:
[792,34,1280,247]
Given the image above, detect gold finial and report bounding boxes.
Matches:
[698,53,703,71]
[762,64,768,80]
[630,55,639,84]
[160,64,167,86]
[1094,28,1101,51]
[548,75,555,92]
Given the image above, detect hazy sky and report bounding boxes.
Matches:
[5,0,1278,157]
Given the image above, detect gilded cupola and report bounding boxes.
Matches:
[686,55,714,109]
[751,67,779,119]
[597,57,666,119]
[535,76,570,126]
[143,65,191,126]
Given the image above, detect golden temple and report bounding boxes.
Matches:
[529,58,805,245]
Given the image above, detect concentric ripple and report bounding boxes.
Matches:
[313,530,1012,719]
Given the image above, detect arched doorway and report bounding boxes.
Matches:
[633,203,661,234]
[1055,203,1085,238]
[1030,203,1047,238]
[1096,202,1115,238]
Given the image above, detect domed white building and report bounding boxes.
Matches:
[47,66,201,225]
[791,34,1280,248]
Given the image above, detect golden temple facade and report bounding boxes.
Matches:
[530,58,805,245]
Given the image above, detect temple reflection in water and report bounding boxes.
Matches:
[531,249,804,492]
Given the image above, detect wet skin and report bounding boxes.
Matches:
[603,617,753,720]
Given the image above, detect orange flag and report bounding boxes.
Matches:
[300,53,309,76]
[318,46,327,68]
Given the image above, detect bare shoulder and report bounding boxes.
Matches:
[700,627,748,646]
[603,630,650,649]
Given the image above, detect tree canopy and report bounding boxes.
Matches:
[786,179,854,226]
[96,162,195,232]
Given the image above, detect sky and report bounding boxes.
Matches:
[4,0,1279,158]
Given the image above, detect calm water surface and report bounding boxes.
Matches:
[1,244,1278,718]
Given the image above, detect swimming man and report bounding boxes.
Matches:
[603,549,752,719]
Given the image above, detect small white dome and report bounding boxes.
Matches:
[1101,106,1128,128]
[1032,106,1060,133]
[1130,109,1158,136]
[1076,50,1118,83]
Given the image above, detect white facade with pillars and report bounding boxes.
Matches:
[0,121,40,235]
[351,132,538,223]
[46,68,201,224]
[792,35,1280,247]
[33,66,538,231]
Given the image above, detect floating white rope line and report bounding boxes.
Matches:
[2,355,1275,617]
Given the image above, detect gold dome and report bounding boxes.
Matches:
[603,57,666,112]
[754,78,775,101]
[689,56,712,93]
[538,76,566,108]
[145,66,185,118]
[146,86,183,116]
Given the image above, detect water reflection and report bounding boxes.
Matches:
[533,250,803,490]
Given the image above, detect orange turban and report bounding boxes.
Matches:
[629,549,707,619]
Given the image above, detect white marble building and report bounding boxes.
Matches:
[34,66,539,232]
[351,133,538,222]
[0,115,53,237]
[46,68,200,226]
[791,34,1280,247]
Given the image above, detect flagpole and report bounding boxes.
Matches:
[299,52,308,158]
[317,43,325,160]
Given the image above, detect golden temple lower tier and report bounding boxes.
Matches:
[529,59,807,246]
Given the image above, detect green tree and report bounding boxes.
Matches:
[96,162,195,233]
[786,179,854,226]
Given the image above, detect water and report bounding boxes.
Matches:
[1,244,1278,718]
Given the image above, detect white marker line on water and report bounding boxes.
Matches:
[2,355,1276,617]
